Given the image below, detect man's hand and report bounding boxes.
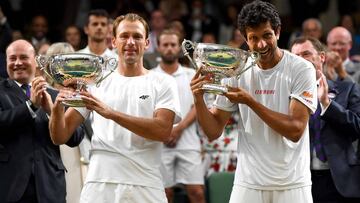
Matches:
[317,70,330,107]
[80,91,112,119]
[31,77,53,114]
[325,51,348,80]
[223,86,253,105]
[164,125,183,148]
[190,67,210,102]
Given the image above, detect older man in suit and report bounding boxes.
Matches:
[327,26,360,77]
[291,36,360,203]
[0,39,84,203]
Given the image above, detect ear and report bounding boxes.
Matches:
[84,25,89,35]
[144,38,150,50]
[241,31,249,46]
[111,36,116,48]
[275,27,281,40]
[319,51,326,63]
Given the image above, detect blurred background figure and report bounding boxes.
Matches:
[185,0,218,43]
[26,14,50,51]
[159,0,188,22]
[36,41,50,55]
[146,9,167,54]
[64,25,84,51]
[302,18,325,43]
[227,28,248,50]
[339,14,360,62]
[201,32,216,44]
[324,50,353,82]
[218,3,238,45]
[327,26,360,77]
[154,29,205,203]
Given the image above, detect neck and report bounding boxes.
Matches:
[258,48,283,70]
[87,40,107,55]
[160,61,179,75]
[118,59,148,77]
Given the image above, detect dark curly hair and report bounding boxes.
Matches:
[237,0,281,38]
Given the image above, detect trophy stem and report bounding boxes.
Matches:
[62,80,86,107]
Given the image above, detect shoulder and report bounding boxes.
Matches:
[180,66,196,77]
[148,71,176,85]
[283,50,315,75]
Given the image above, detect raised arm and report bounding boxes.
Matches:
[49,90,85,145]
[190,69,232,141]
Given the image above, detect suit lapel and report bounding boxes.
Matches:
[5,79,29,102]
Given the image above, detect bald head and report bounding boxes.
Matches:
[326,26,352,61]
[6,40,37,84]
[302,18,322,40]
[6,40,36,56]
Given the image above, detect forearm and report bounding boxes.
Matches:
[247,99,308,142]
[49,106,74,145]
[106,109,175,142]
[177,106,196,130]
[195,99,229,141]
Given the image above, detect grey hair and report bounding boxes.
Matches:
[46,42,75,56]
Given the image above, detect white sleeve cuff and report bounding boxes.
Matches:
[320,100,332,116]
[25,100,37,118]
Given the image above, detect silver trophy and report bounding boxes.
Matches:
[182,39,259,94]
[36,53,117,107]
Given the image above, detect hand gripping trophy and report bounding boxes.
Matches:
[36,53,117,107]
[182,39,259,94]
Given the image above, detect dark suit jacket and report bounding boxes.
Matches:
[0,79,84,203]
[315,79,360,198]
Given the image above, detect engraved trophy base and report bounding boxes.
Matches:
[62,95,85,107]
[202,84,228,94]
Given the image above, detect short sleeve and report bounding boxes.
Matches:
[289,61,318,114]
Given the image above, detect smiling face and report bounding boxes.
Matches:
[245,21,281,69]
[327,27,352,61]
[112,20,149,65]
[291,40,325,76]
[6,40,37,84]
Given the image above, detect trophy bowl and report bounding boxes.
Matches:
[182,39,259,94]
[36,53,117,107]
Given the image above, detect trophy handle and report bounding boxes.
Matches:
[181,39,199,70]
[236,51,260,79]
[95,57,117,87]
[35,55,55,81]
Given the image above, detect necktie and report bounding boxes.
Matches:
[310,103,327,162]
[21,84,31,98]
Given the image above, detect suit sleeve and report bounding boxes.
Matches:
[322,83,360,141]
[0,101,35,130]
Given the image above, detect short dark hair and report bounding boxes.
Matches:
[113,13,150,39]
[85,9,109,25]
[237,0,281,38]
[157,29,182,45]
[290,36,325,53]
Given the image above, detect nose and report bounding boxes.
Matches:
[257,39,266,49]
[126,36,135,45]
[14,57,23,66]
